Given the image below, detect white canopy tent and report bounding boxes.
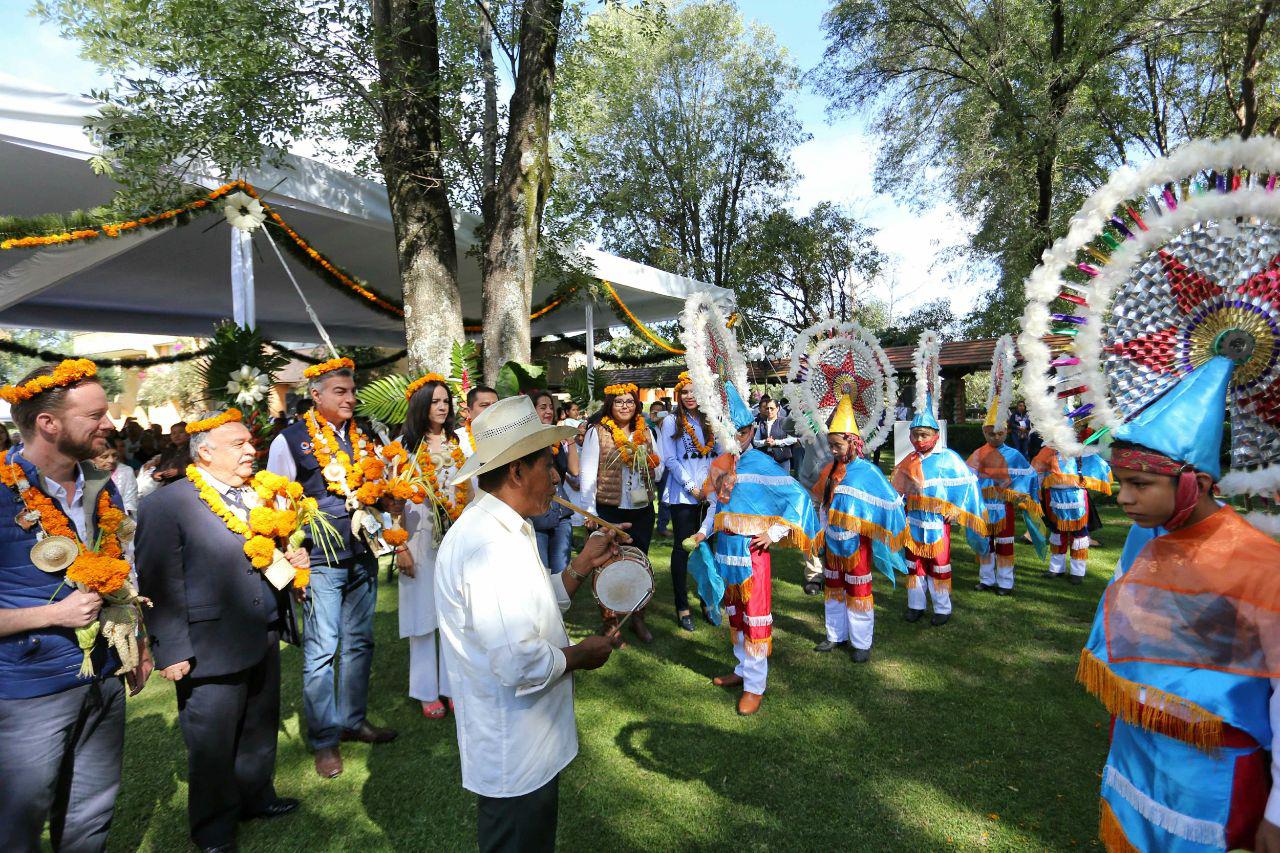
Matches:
[0,75,731,355]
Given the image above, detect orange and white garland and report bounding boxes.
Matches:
[1,459,146,676]
[601,416,660,469]
[417,439,471,523]
[303,410,381,507]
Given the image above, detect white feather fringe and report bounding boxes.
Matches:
[681,291,748,454]
[912,331,942,417]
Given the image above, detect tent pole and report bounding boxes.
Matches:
[585,299,596,378]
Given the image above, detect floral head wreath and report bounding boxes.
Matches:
[186,409,243,434]
[604,382,640,397]
[674,371,692,391]
[404,373,448,402]
[0,359,98,404]
[303,357,356,379]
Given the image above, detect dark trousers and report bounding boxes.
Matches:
[477,774,559,853]
[176,636,281,848]
[0,677,125,853]
[596,503,655,555]
[669,502,708,612]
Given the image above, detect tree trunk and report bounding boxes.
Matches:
[481,0,566,382]
[478,0,499,254]
[371,0,463,374]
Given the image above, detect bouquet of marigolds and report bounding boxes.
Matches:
[249,471,341,589]
[375,442,427,548]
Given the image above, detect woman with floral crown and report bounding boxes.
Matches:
[398,373,470,720]
[580,382,663,643]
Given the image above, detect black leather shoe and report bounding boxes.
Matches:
[1042,570,1063,579]
[995,587,1012,597]
[904,608,924,623]
[813,639,836,652]
[1068,575,1084,585]
[974,582,995,592]
[341,721,399,744]
[678,613,695,632]
[803,581,822,596]
[930,612,951,627]
[241,798,299,821]
[850,647,871,663]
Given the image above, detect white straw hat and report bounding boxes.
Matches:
[451,396,576,486]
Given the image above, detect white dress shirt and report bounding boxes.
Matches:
[38,464,86,538]
[579,424,664,514]
[659,414,716,506]
[434,492,577,797]
[110,464,139,516]
[265,433,298,481]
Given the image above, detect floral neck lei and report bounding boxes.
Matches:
[680,413,714,456]
[464,422,475,451]
[601,417,660,468]
[417,437,471,522]
[187,465,313,587]
[304,410,379,503]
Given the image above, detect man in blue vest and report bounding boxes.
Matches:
[267,358,396,780]
[0,361,152,852]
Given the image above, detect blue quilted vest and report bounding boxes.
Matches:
[0,449,122,699]
[280,419,363,566]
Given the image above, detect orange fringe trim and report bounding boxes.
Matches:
[847,594,874,612]
[905,574,920,590]
[714,513,812,552]
[824,551,867,574]
[932,576,952,593]
[995,554,1014,569]
[1070,549,1089,561]
[730,631,773,658]
[826,509,907,551]
[906,538,950,559]
[1052,515,1089,531]
[981,486,1042,516]
[1099,799,1140,853]
[722,578,754,606]
[1081,476,1113,495]
[824,587,845,602]
[906,495,987,536]
[1076,648,1224,751]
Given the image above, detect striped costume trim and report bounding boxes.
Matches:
[832,484,903,511]
[981,485,1043,516]
[1102,766,1226,848]
[827,509,907,551]
[715,553,752,568]
[714,513,812,552]
[905,495,987,537]
[731,630,772,659]
[735,472,804,488]
[847,594,874,612]
[1076,648,1224,750]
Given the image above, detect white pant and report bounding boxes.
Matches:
[824,598,873,650]
[906,573,952,615]
[408,631,450,702]
[732,636,768,694]
[978,555,1015,590]
[1048,533,1089,577]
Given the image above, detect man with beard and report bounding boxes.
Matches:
[0,360,152,852]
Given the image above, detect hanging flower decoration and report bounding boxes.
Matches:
[223,191,266,233]
[226,365,270,406]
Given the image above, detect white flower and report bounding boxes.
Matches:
[226,365,270,406]
[223,191,266,232]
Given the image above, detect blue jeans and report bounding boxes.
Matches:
[535,518,573,574]
[302,553,378,749]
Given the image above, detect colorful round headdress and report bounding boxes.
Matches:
[303,356,355,380]
[0,359,97,404]
[1018,137,1280,509]
[983,335,1017,428]
[910,331,943,430]
[785,319,896,452]
[681,291,748,452]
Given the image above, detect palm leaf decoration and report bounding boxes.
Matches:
[450,340,480,402]
[357,373,411,426]
[564,365,602,411]
[197,322,289,410]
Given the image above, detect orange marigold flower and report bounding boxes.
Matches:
[382,528,409,547]
[67,553,131,595]
[243,535,275,569]
[294,567,311,589]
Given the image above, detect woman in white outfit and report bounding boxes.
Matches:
[398,374,471,719]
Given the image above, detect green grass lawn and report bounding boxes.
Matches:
[109,506,1124,851]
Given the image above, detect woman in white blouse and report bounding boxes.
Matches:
[398,376,470,720]
[579,383,663,643]
[659,373,717,632]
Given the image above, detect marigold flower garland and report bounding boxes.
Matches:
[303,356,355,379]
[604,382,640,397]
[681,415,715,456]
[601,416,660,469]
[0,358,97,404]
[417,440,471,523]
[304,410,380,503]
[186,408,243,434]
[404,373,447,401]
[0,460,142,675]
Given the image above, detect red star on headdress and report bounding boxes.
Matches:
[818,354,874,416]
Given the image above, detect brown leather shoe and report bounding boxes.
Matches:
[630,614,654,644]
[340,721,399,744]
[712,673,743,688]
[737,691,763,715]
[314,746,343,779]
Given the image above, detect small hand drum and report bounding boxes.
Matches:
[592,545,655,615]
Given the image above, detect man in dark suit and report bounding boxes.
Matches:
[137,410,307,853]
[753,395,797,474]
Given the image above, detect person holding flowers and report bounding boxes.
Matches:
[0,360,152,853]
[266,357,397,780]
[579,382,663,643]
[136,409,310,853]
[397,373,467,720]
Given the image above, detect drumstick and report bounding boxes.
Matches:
[552,496,633,543]
[607,588,651,638]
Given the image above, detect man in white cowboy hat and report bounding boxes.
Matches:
[434,396,626,852]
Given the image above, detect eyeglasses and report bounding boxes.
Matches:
[614,400,636,407]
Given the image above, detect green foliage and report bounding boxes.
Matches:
[198,323,289,409]
[449,340,481,398]
[494,360,547,399]
[136,354,205,414]
[879,299,959,348]
[556,0,805,327]
[356,373,411,427]
[335,345,402,383]
[0,329,74,385]
[563,364,603,410]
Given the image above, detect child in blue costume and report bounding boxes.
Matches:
[1079,356,1280,852]
[690,381,819,716]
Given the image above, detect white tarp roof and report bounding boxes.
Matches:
[0,75,730,347]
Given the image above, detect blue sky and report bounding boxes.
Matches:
[0,1,984,317]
